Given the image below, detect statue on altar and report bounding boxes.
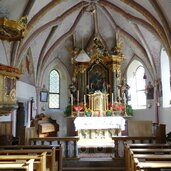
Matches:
[118,79,130,104]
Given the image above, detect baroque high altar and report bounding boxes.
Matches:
[69,36,128,117]
[68,36,128,141]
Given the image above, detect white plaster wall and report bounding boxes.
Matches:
[16,80,37,118]
[159,107,171,134]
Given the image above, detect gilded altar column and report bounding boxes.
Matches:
[111,55,123,102]
[77,62,88,104]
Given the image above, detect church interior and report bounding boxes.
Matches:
[1,0,171,171]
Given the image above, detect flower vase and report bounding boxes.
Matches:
[106,111,112,116]
[85,112,91,117]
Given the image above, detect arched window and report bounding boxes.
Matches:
[160,48,171,107]
[49,70,60,109]
[127,60,146,109]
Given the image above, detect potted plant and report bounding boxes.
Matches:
[85,108,92,117]
[126,104,133,116]
[106,109,112,116]
[64,105,72,117]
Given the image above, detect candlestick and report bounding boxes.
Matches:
[112,93,114,105]
[84,94,86,105]
[77,90,79,105]
[71,94,73,106]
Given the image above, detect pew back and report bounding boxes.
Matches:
[0,145,60,171]
[125,143,171,171]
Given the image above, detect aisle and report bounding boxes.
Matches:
[78,138,115,158]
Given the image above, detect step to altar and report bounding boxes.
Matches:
[78,146,114,157]
[62,158,125,171]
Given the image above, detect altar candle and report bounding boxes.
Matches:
[112,93,114,105]
[84,94,86,104]
[71,94,73,106]
[77,90,79,105]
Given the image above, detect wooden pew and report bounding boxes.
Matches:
[0,145,62,171]
[130,151,171,171]
[0,148,56,171]
[127,143,171,148]
[124,143,171,171]
[29,136,79,160]
[134,157,171,171]
[112,136,157,157]
[0,159,34,171]
[0,153,46,171]
[125,143,171,171]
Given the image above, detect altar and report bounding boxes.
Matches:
[74,116,125,141]
[67,36,131,145]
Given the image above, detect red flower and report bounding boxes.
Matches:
[113,104,125,111]
[73,105,83,111]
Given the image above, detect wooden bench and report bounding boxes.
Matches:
[0,145,62,171]
[0,154,45,171]
[0,153,46,171]
[134,158,171,171]
[125,143,171,171]
[0,147,57,171]
[29,136,79,159]
[0,159,34,171]
[112,136,157,157]
[124,143,171,171]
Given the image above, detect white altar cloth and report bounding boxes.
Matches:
[74,116,125,131]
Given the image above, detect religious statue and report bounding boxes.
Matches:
[69,77,77,103]
[147,81,154,99]
[118,79,130,104]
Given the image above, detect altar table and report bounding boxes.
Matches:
[74,116,125,131]
[74,117,125,140]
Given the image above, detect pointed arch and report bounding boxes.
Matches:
[127,59,146,109]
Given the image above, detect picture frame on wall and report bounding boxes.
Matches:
[40,91,48,102]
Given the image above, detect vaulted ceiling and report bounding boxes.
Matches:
[1,0,171,85]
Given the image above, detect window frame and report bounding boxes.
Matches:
[127,60,146,110]
[48,69,60,109]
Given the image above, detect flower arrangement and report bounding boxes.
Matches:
[106,109,112,116]
[113,103,125,111]
[73,104,84,111]
[85,108,92,117]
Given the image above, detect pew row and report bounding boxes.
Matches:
[125,143,171,171]
[124,143,171,171]
[0,153,46,171]
[0,145,62,171]
[29,136,79,159]
[112,136,158,157]
[0,159,34,171]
